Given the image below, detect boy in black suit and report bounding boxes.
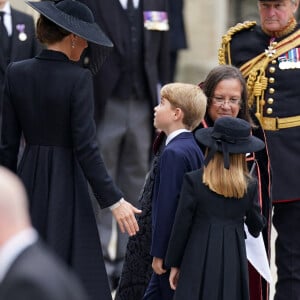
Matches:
[143,83,206,299]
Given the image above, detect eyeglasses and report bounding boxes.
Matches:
[211,96,241,107]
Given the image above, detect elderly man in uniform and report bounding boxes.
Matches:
[219,1,300,300]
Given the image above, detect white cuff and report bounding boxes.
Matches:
[109,198,125,211]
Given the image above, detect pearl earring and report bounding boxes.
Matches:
[71,40,75,49]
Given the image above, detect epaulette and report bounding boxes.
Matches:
[218,21,256,65]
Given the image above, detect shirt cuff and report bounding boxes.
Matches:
[109,198,125,211]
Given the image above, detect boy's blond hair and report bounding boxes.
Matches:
[160,83,207,130]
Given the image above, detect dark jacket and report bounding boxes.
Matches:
[227,23,300,203]
[151,132,204,259]
[0,241,89,300]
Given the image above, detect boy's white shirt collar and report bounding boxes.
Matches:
[165,129,190,145]
[119,0,139,9]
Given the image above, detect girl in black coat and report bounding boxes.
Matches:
[166,117,266,300]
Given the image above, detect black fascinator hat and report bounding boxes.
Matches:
[25,0,113,74]
[195,117,265,169]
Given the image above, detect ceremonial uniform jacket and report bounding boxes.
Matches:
[221,23,300,203]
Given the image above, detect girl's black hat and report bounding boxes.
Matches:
[195,116,265,169]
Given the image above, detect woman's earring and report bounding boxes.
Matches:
[71,40,75,49]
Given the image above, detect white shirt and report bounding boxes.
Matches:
[0,2,12,36]
[0,228,38,282]
[165,129,190,146]
[119,0,139,9]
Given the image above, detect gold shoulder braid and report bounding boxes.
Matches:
[218,21,256,65]
[241,29,300,123]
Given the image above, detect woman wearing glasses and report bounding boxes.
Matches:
[198,65,271,300]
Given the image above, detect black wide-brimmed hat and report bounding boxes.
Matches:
[25,0,113,74]
[195,117,265,169]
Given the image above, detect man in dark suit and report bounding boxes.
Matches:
[0,0,40,131]
[0,166,89,300]
[80,0,170,290]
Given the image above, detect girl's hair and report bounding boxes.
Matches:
[36,15,70,45]
[202,151,251,198]
[201,65,254,126]
[160,82,207,130]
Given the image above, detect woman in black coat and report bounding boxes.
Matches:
[0,1,140,300]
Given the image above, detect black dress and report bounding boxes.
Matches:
[0,50,123,300]
[165,169,265,300]
[115,133,166,300]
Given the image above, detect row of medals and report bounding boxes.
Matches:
[265,41,300,70]
[278,58,300,70]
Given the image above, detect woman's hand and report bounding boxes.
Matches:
[111,199,141,236]
[169,267,180,290]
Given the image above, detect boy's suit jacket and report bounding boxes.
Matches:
[151,132,204,259]
[0,241,89,300]
[80,0,170,122]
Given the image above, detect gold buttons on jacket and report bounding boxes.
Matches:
[266,108,273,115]
[269,66,276,73]
[267,98,274,105]
[269,88,275,94]
[269,77,275,84]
